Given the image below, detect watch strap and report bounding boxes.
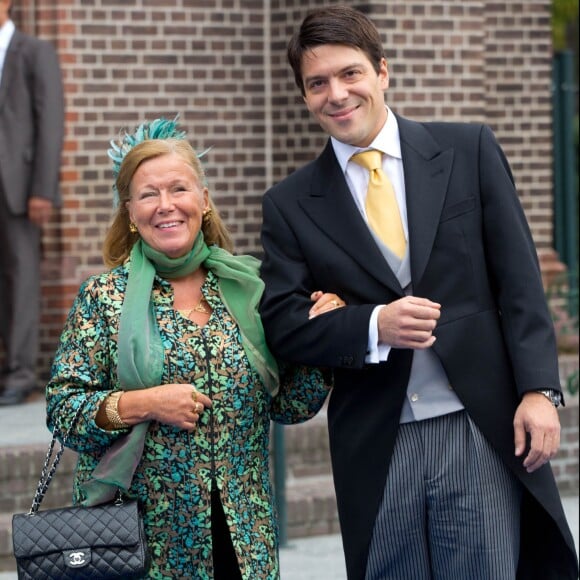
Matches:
[536,388,562,408]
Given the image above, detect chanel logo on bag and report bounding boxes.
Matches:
[63,548,91,568]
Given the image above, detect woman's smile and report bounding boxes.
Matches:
[126,153,208,258]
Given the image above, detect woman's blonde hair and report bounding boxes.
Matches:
[103,139,233,268]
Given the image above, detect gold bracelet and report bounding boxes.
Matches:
[105,391,129,429]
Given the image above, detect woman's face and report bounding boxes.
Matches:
[126,153,208,258]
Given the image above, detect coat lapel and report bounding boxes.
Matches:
[397,115,454,287]
[298,141,404,295]
[297,121,455,295]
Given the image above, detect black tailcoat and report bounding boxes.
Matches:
[260,116,578,579]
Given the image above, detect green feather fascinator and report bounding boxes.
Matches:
[108,115,210,207]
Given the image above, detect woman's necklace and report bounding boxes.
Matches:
[177,295,209,318]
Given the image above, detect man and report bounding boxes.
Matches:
[0,0,65,405]
[259,5,578,579]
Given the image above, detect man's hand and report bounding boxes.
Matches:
[377,296,441,349]
[514,392,561,473]
[28,197,54,227]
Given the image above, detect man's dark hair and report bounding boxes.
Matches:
[287,5,385,96]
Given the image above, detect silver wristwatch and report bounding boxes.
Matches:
[536,389,562,408]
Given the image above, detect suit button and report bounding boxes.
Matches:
[341,356,354,366]
[410,393,419,402]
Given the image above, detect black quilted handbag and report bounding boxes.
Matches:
[11,407,150,579]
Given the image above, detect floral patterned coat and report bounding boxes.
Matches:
[46,264,331,579]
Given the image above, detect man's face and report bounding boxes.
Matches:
[301,44,389,148]
[0,1,11,27]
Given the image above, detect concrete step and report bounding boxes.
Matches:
[0,475,339,573]
[0,445,78,572]
[283,407,332,479]
[0,408,333,517]
[280,409,339,540]
[285,474,339,539]
[0,409,336,573]
[1,399,577,573]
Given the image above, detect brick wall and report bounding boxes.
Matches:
[484,2,555,246]
[6,1,561,386]
[11,0,273,381]
[553,398,580,494]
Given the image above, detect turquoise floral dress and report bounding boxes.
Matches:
[46,264,331,579]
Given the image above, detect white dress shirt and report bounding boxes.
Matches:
[0,19,15,83]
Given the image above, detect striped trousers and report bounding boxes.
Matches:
[365,410,522,580]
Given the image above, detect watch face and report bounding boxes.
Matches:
[541,390,561,407]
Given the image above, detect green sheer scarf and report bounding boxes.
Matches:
[81,234,278,506]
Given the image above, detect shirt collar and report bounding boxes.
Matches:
[331,106,402,173]
[0,19,15,51]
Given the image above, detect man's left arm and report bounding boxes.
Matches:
[29,38,65,214]
[260,191,374,369]
[514,391,561,472]
[479,125,562,472]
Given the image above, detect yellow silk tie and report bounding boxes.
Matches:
[351,150,407,258]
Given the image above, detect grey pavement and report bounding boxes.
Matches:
[0,399,578,579]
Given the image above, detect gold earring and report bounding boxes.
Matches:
[202,208,213,225]
[129,222,138,233]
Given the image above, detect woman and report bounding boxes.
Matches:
[46,119,342,579]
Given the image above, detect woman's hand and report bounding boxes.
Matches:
[106,384,213,432]
[148,384,212,431]
[308,291,346,319]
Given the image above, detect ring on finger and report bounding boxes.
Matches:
[191,388,198,403]
[330,299,339,307]
[196,402,203,413]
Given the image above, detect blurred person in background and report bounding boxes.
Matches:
[0,0,65,405]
